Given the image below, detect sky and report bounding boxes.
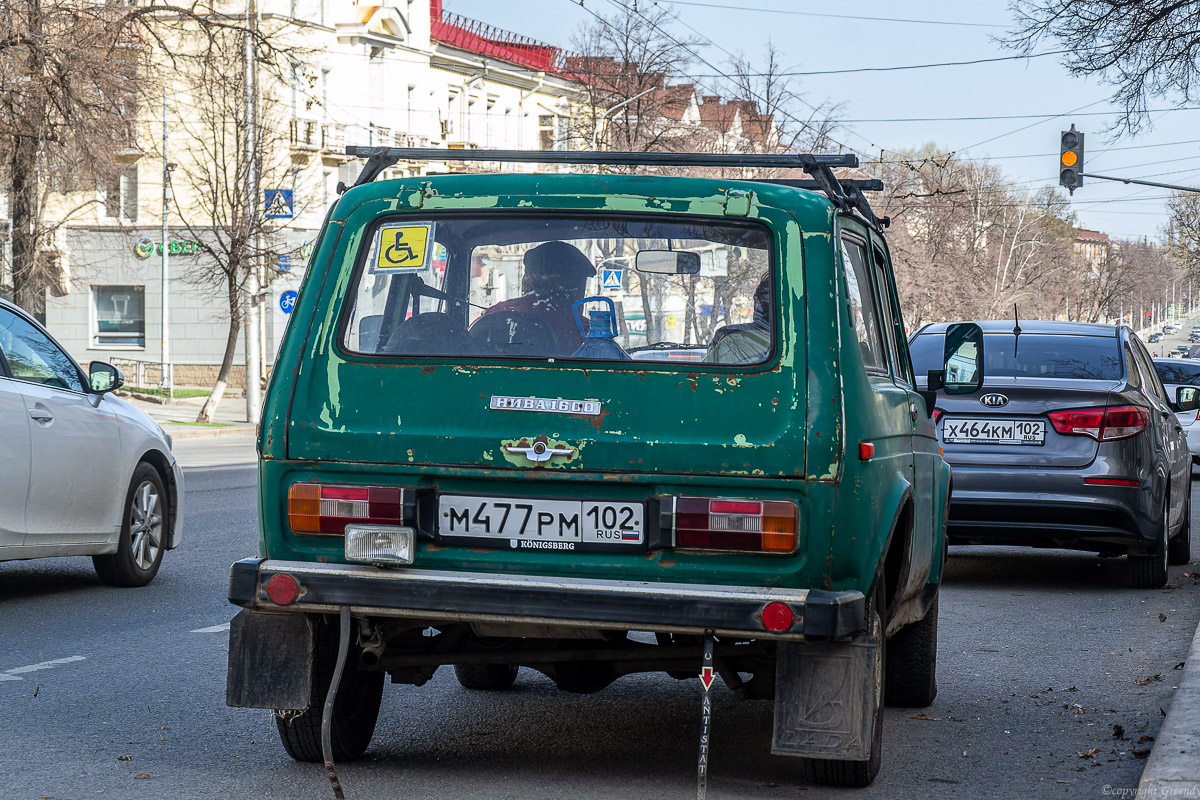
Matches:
[443,0,1200,242]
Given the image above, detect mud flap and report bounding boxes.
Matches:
[225,609,314,710]
[771,620,882,761]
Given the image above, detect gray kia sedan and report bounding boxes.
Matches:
[911,320,1191,587]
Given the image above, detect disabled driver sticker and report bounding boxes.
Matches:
[371,223,434,274]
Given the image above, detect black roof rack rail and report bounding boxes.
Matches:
[343,146,889,229]
[755,178,883,192]
[344,145,858,169]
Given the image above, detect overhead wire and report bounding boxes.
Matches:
[648,0,1008,28]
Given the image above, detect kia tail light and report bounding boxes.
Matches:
[674,497,798,553]
[288,483,404,534]
[1047,406,1148,441]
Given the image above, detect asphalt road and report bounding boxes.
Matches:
[1,436,1197,800]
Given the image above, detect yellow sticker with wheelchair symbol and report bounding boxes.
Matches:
[372,223,434,274]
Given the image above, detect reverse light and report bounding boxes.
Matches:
[345,525,415,566]
[1047,406,1148,441]
[675,497,798,553]
[288,483,403,535]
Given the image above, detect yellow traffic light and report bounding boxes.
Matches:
[1061,151,1077,167]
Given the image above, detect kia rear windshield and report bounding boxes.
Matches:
[340,215,773,366]
[910,332,1122,381]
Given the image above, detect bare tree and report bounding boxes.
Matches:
[162,18,307,423]
[724,42,843,155]
[0,0,143,316]
[566,5,702,153]
[1004,0,1200,133]
[874,147,1079,325]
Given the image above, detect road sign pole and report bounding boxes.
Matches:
[161,88,172,399]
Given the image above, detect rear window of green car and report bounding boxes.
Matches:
[340,213,774,368]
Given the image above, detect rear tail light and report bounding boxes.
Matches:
[674,497,798,553]
[288,483,403,534]
[1047,406,1148,441]
[932,409,943,423]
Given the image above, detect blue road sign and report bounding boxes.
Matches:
[265,189,294,219]
[279,290,298,314]
[601,268,623,290]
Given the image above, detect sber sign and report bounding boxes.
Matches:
[134,237,204,259]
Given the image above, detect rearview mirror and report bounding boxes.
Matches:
[943,322,984,395]
[89,361,124,394]
[635,250,701,275]
[1177,386,1200,412]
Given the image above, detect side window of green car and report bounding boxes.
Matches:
[840,233,888,374]
[871,243,915,386]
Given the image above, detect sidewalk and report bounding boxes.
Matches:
[1139,619,1200,797]
[118,391,258,439]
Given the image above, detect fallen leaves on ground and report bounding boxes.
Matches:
[1134,674,1163,685]
[1079,748,1099,758]
[1133,748,1151,758]
[133,774,150,779]
[1113,723,1126,739]
[913,713,940,720]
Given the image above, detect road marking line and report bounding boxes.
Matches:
[191,623,231,634]
[3,655,87,680]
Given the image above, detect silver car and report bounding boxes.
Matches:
[911,320,1191,588]
[0,299,183,585]
[1154,357,1200,463]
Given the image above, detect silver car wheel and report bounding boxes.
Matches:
[129,480,163,571]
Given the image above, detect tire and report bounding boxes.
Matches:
[799,600,884,787]
[276,616,384,763]
[454,663,519,690]
[93,464,167,587]
[1130,495,1170,589]
[884,592,938,707]
[1169,490,1192,566]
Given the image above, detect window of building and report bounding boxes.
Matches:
[103,165,138,221]
[92,285,145,348]
[539,114,556,151]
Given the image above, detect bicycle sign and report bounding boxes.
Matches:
[372,223,434,274]
[279,290,298,314]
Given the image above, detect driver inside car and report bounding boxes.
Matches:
[704,273,771,364]
[477,240,596,354]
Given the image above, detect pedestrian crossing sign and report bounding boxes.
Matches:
[602,268,623,290]
[372,223,434,274]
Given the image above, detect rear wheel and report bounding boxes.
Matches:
[276,616,384,762]
[1168,491,1192,566]
[1130,496,1170,589]
[454,663,519,690]
[799,593,884,787]
[884,592,938,707]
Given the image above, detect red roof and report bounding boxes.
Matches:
[431,0,569,74]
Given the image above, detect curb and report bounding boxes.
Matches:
[1138,618,1200,795]
[162,424,257,440]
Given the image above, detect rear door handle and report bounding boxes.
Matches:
[29,409,53,422]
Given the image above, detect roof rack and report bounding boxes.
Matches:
[343,146,889,229]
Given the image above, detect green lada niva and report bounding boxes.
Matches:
[225,148,983,787]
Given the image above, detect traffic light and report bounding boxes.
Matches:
[1060,125,1084,193]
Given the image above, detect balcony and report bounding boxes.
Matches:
[289,118,320,153]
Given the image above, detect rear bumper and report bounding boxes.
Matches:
[227,558,867,642]
[948,465,1154,550]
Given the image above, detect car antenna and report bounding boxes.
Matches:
[1013,303,1022,357]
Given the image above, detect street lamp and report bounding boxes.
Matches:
[592,88,655,151]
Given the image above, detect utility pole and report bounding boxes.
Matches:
[243,0,261,424]
[161,88,172,400]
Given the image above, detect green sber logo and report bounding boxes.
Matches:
[135,238,156,259]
